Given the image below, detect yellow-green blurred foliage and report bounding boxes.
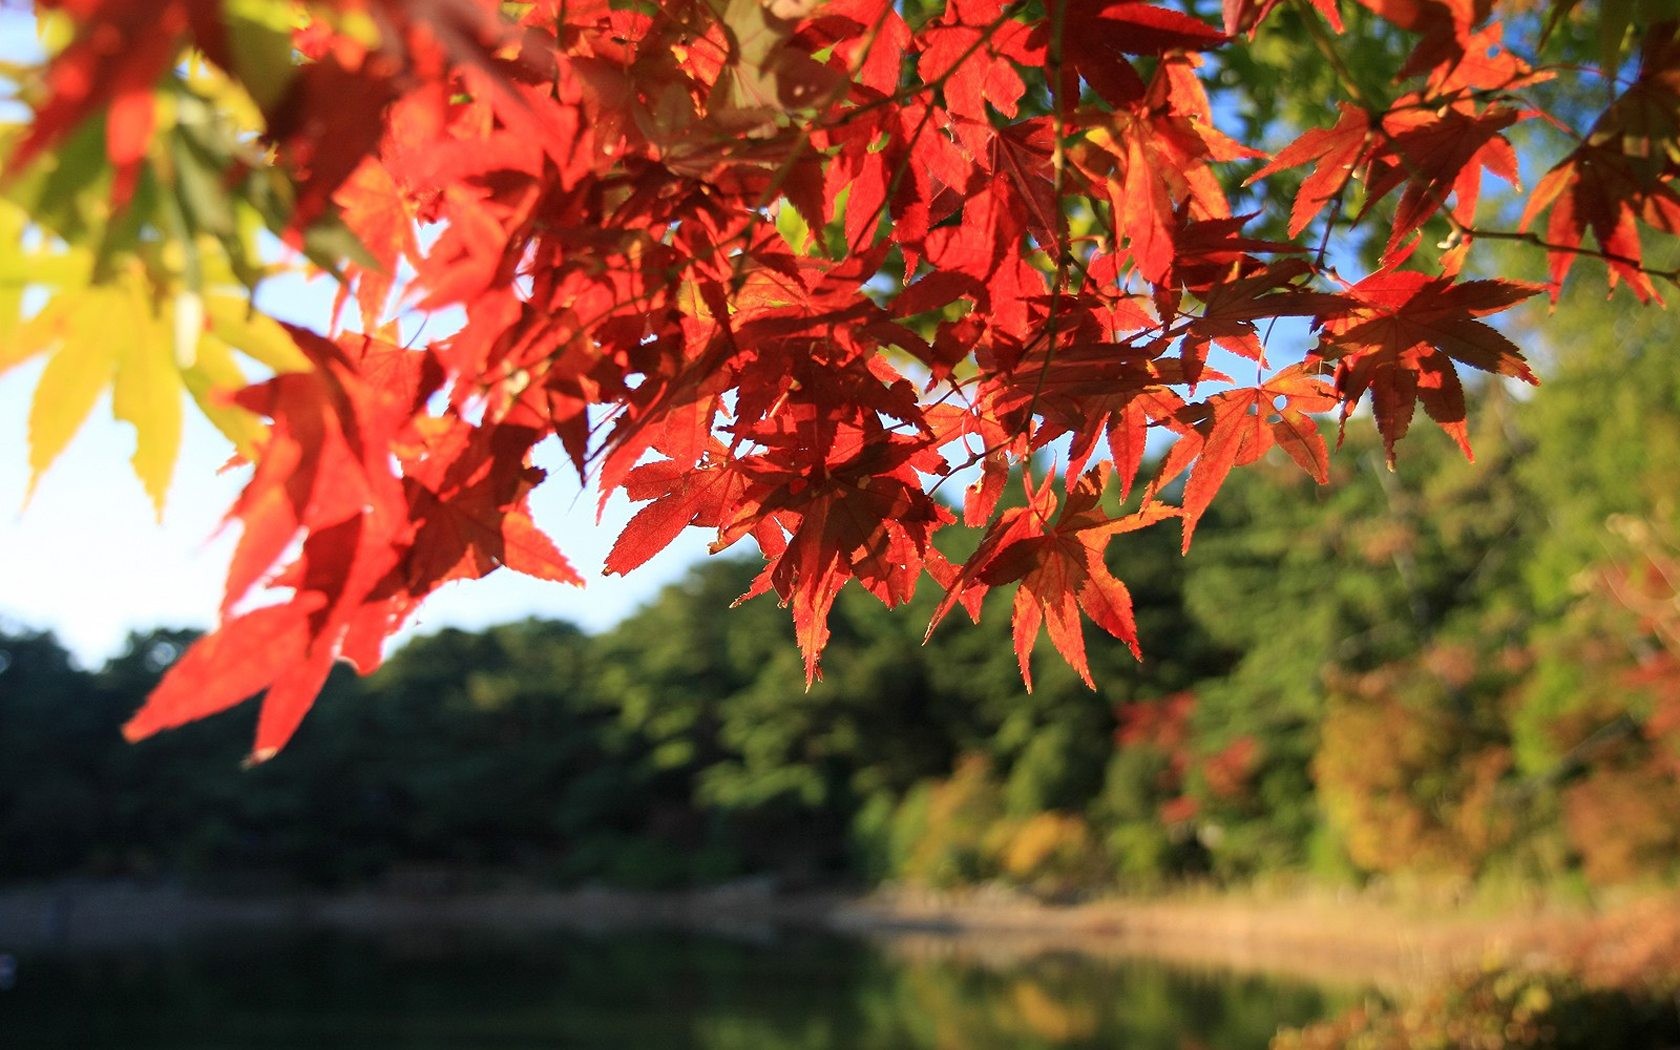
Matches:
[1315,648,1517,879]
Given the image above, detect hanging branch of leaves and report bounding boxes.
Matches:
[2,0,1677,759]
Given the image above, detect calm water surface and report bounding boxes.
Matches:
[2,929,1352,1048]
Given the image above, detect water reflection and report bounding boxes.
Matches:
[4,930,1349,1049]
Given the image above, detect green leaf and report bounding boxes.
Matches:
[223,0,301,113]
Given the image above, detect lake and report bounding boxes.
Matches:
[2,928,1356,1048]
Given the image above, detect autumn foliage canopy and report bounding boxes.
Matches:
[3,0,1676,759]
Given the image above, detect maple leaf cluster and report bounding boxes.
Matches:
[7,0,1680,759]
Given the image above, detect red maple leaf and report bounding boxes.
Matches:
[334,159,419,331]
[216,329,417,615]
[605,439,748,577]
[1364,102,1522,266]
[126,328,439,758]
[1247,104,1372,239]
[1248,93,1524,268]
[1162,362,1339,550]
[1354,0,1487,77]
[1520,33,1680,302]
[398,420,581,592]
[719,428,953,685]
[929,464,1176,690]
[1314,272,1541,463]
[1224,0,1342,36]
[916,0,1039,154]
[1053,2,1227,110]
[1177,258,1345,384]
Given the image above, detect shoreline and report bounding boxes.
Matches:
[4,879,1662,990]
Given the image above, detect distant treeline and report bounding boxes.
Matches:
[4,295,1680,894]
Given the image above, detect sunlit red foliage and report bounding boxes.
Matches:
[10,1,1680,756]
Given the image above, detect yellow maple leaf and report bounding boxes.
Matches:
[0,224,306,517]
